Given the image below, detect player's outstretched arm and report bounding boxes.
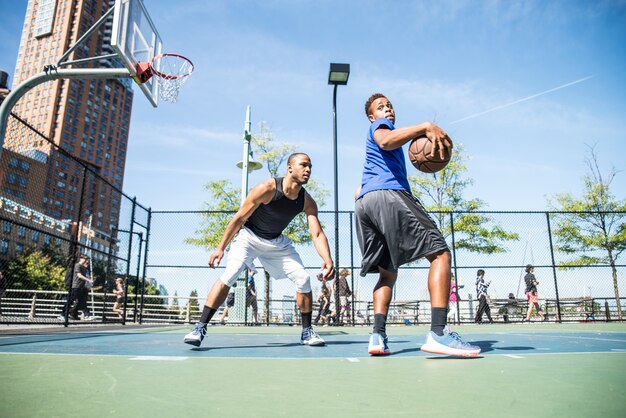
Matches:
[208,179,276,268]
[374,121,452,159]
[303,192,334,280]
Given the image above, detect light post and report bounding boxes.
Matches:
[328,63,350,323]
[235,106,262,324]
[236,105,263,205]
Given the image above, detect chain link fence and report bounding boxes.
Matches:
[1,111,624,327]
[1,112,148,325]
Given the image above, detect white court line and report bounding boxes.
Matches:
[504,354,524,359]
[508,333,626,343]
[346,357,360,362]
[129,356,188,361]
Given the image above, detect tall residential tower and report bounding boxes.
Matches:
[4,0,133,236]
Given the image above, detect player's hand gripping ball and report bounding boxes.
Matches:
[408,135,452,173]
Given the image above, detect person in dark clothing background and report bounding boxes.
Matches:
[474,269,493,324]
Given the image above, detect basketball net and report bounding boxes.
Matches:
[148,53,194,103]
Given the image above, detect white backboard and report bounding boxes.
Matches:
[111,0,162,107]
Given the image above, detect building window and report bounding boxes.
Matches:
[0,240,9,255]
[2,221,11,234]
[15,243,24,254]
[18,226,26,238]
[32,230,40,242]
[34,0,57,37]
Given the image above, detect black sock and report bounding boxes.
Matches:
[431,307,448,336]
[373,313,387,338]
[302,312,312,329]
[200,306,217,324]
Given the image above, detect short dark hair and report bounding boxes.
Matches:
[477,269,485,277]
[287,153,309,165]
[525,264,534,273]
[364,93,387,117]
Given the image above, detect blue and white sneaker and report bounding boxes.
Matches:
[420,326,481,357]
[184,323,207,347]
[300,327,325,346]
[368,332,391,356]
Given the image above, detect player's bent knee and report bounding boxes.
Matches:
[289,269,311,293]
[219,262,247,287]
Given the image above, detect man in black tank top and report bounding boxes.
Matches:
[184,153,335,348]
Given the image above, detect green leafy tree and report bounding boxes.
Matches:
[549,146,626,320]
[6,250,65,290]
[184,180,240,249]
[409,144,519,254]
[185,123,329,250]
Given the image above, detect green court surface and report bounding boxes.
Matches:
[1,323,625,417]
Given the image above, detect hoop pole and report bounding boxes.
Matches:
[0,67,131,159]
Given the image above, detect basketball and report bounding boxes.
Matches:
[408,135,451,173]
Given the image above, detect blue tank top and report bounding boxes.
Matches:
[357,118,411,199]
[244,177,305,239]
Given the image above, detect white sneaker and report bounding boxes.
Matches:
[184,323,207,347]
[368,333,391,356]
[300,327,325,346]
[420,326,481,357]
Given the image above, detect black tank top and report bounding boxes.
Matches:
[244,177,306,239]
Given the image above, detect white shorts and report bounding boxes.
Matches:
[219,227,311,293]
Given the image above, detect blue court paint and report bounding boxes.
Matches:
[0,331,625,358]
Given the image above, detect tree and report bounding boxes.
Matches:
[184,180,240,249]
[409,144,519,254]
[5,250,66,290]
[549,146,626,320]
[185,123,329,250]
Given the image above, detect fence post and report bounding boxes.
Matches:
[123,197,136,323]
[449,212,460,323]
[349,211,355,326]
[28,294,36,319]
[185,302,191,323]
[545,212,562,323]
[139,208,152,324]
[265,271,270,326]
[103,232,116,321]
[134,231,143,322]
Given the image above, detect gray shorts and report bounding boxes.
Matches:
[355,189,449,276]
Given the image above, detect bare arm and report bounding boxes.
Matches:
[303,191,335,280]
[76,271,93,284]
[208,179,276,268]
[373,121,452,159]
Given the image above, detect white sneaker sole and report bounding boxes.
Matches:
[368,347,391,356]
[301,339,325,346]
[420,343,480,357]
[184,336,202,347]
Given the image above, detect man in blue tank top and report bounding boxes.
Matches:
[185,153,335,347]
[356,93,480,357]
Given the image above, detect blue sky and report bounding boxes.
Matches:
[1,0,625,299]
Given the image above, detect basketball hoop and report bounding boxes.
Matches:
[137,53,194,103]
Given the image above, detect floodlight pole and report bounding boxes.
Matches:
[328,63,350,324]
[240,105,252,205]
[0,67,132,159]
